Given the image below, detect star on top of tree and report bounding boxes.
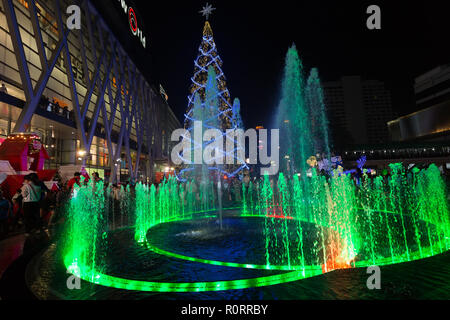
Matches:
[199,3,216,20]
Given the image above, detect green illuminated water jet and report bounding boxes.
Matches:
[60,44,450,294]
[61,161,450,293]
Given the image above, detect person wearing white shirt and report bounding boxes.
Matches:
[22,174,42,234]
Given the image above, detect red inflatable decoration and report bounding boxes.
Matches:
[0,133,56,199]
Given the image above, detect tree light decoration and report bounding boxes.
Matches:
[199,3,216,20]
[185,21,233,130]
[177,21,248,181]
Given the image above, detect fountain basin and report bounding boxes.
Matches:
[55,211,449,295]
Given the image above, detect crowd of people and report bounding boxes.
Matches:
[0,163,449,241]
[0,173,55,239]
[0,168,140,241]
[0,171,106,240]
[37,95,73,120]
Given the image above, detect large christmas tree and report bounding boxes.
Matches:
[177,9,247,182]
[185,20,233,131]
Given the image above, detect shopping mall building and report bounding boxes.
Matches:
[0,0,180,182]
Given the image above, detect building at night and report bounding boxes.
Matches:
[414,64,450,110]
[0,0,180,182]
[388,65,450,143]
[323,76,395,147]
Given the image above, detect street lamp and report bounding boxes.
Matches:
[77,149,87,161]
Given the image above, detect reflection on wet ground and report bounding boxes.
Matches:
[19,218,450,299]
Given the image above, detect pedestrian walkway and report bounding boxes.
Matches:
[0,234,26,279]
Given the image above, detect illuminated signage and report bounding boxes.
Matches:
[118,0,146,48]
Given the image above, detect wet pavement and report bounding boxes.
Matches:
[0,234,26,279]
[22,219,450,300]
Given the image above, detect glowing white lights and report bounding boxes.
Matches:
[199,3,216,20]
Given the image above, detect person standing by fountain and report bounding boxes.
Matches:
[67,172,81,191]
[11,188,24,231]
[29,173,49,224]
[93,172,103,184]
[21,174,42,235]
[92,172,103,194]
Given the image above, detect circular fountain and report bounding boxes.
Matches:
[26,45,450,299]
[38,162,447,299]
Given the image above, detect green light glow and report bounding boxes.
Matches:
[64,265,320,293]
[145,241,322,271]
[62,163,450,293]
[60,36,450,295]
[143,214,449,272]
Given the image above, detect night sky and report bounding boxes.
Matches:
[107,0,450,129]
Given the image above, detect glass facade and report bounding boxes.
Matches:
[0,0,180,182]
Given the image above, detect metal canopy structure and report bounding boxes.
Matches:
[1,0,175,182]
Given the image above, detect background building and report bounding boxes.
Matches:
[415,64,450,110]
[0,0,180,182]
[388,65,450,143]
[323,76,395,147]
